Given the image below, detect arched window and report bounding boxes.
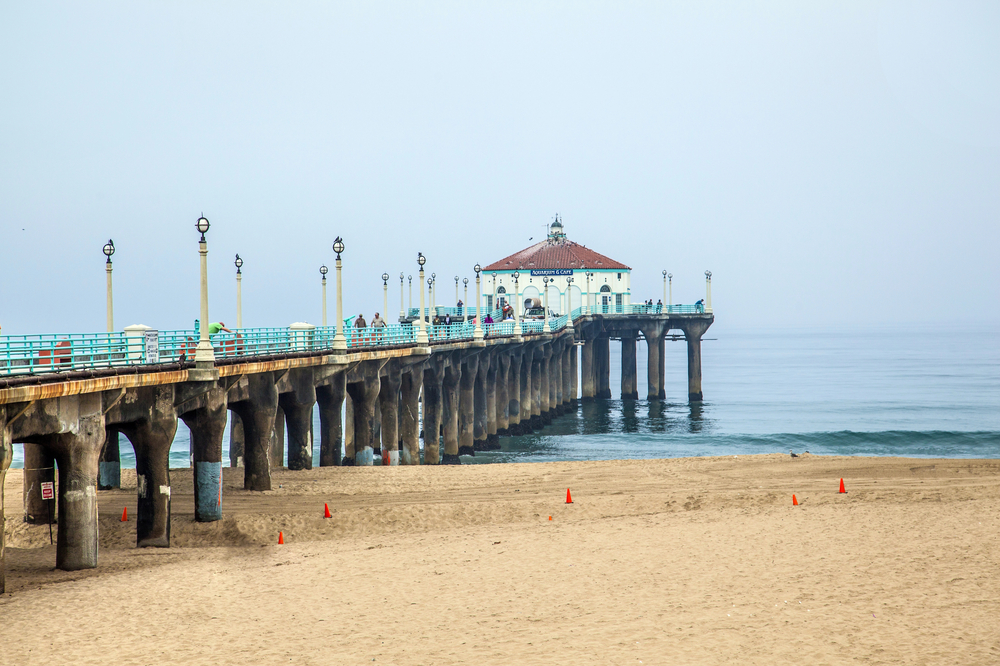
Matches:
[599,284,612,313]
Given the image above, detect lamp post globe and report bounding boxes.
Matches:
[320,265,328,277]
[382,272,389,284]
[194,215,215,365]
[103,239,115,262]
[319,264,329,327]
[235,254,245,329]
[415,253,428,344]
[333,237,345,257]
[399,272,406,321]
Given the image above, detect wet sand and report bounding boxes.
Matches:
[3,454,999,665]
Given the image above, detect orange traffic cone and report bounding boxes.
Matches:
[324,503,332,519]
[121,507,128,522]
[839,478,847,494]
[278,531,284,545]
[792,494,798,506]
[566,488,573,504]
[548,516,552,521]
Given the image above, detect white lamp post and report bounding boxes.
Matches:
[194,216,215,364]
[319,264,328,327]
[382,272,389,321]
[430,272,436,317]
[565,276,574,330]
[416,253,428,345]
[512,271,522,337]
[332,237,346,351]
[235,254,244,329]
[408,274,413,313]
[491,271,497,313]
[103,239,115,332]
[662,269,667,309]
[454,276,459,308]
[705,270,712,312]
[584,268,592,315]
[668,273,673,310]
[473,264,483,340]
[463,278,468,319]
[542,277,551,333]
[399,273,405,321]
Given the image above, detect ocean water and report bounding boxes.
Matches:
[8,323,1000,468]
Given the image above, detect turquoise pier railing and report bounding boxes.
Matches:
[0,332,143,376]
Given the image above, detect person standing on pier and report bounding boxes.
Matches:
[208,322,231,336]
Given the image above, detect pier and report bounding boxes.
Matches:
[0,219,713,587]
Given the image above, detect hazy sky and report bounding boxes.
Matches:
[2,1,998,335]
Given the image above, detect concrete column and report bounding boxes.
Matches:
[280,369,317,471]
[621,333,638,400]
[230,373,279,491]
[562,343,574,407]
[475,353,491,451]
[495,353,510,439]
[317,372,346,467]
[98,429,121,489]
[378,364,401,465]
[459,355,478,456]
[540,347,552,422]
[685,326,708,402]
[347,370,381,466]
[530,353,543,429]
[658,334,667,400]
[639,322,667,400]
[570,340,578,403]
[521,350,535,432]
[487,352,501,447]
[180,388,228,522]
[50,409,104,570]
[442,362,462,464]
[421,365,443,464]
[228,412,244,467]
[23,442,56,524]
[119,402,178,548]
[581,339,596,400]
[270,409,285,469]
[597,336,611,400]
[1,412,10,592]
[507,351,522,434]
[344,394,355,463]
[553,343,563,415]
[400,367,423,464]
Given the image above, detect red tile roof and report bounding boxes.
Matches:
[483,239,630,272]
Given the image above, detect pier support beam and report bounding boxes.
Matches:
[347,369,382,466]
[1,411,10,591]
[22,442,56,524]
[180,387,228,522]
[581,340,595,400]
[495,353,510,440]
[378,363,401,465]
[270,409,285,469]
[570,340,578,403]
[563,342,574,407]
[541,345,553,422]
[442,360,462,463]
[51,420,103,570]
[459,355,478,456]
[640,322,667,400]
[507,351,522,435]
[228,413,244,468]
[317,371,346,467]
[344,395,355,463]
[531,349,544,429]
[474,353,490,451]
[596,336,612,399]
[281,369,316,471]
[230,373,279,491]
[400,366,423,464]
[422,363,444,464]
[118,389,178,548]
[682,320,712,402]
[486,352,500,448]
[621,333,638,400]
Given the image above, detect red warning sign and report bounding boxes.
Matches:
[41,482,55,500]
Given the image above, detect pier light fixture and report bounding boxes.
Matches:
[473,264,483,340]
[415,253,428,344]
[463,277,469,319]
[399,273,405,321]
[565,276,574,329]
[667,273,673,308]
[382,272,390,321]
[331,236,346,351]
[542,277,551,332]
[455,276,460,308]
[235,254,245,329]
[408,274,413,312]
[705,270,712,312]
[103,239,115,332]
[194,215,215,364]
[320,264,329,327]
[382,272,390,285]
[512,271,522,337]
[662,270,667,309]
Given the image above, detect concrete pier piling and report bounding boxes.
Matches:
[596,336,612,399]
[484,352,500,449]
[22,442,56,524]
[620,334,638,400]
[443,360,463,463]
[683,321,711,402]
[119,402,178,548]
[228,412,244,468]
[473,353,489,451]
[281,370,317,471]
[399,368,422,464]
[378,364,401,465]
[1,408,10,592]
[495,352,510,440]
[317,371,346,467]
[270,409,285,469]
[347,369,382,467]
[507,351,522,434]
[581,339,595,400]
[180,388,228,522]
[640,322,667,400]
[422,363,444,464]
[230,373,279,491]
[98,429,121,490]
[459,355,478,456]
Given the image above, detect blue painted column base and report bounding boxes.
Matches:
[355,447,374,466]
[98,461,121,490]
[194,461,223,522]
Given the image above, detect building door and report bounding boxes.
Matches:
[600,285,611,314]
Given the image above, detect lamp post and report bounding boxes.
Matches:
[542,277,551,333]
[399,273,405,321]
[332,237,346,351]
[408,274,413,313]
[584,268,592,315]
[463,278,468,319]
[416,253,428,345]
[234,254,244,329]
[662,270,667,309]
[103,239,115,332]
[430,272,436,317]
[454,276,459,308]
[512,271,522,337]
[382,272,389,321]
[319,264,328,327]
[566,276,574,329]
[705,271,712,311]
[667,273,673,310]
[194,215,215,364]
[473,264,483,340]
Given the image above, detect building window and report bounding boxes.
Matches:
[617,273,621,280]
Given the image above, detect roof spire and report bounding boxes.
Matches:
[548,213,566,242]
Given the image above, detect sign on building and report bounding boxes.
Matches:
[530,269,574,276]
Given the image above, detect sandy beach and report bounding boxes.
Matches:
[2,454,999,665]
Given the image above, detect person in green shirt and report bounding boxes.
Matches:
[208,322,232,336]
